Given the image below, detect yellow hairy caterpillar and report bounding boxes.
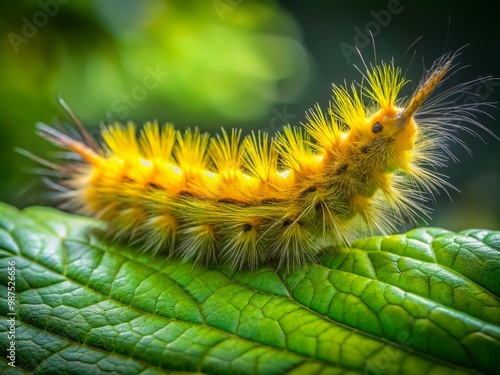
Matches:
[35,52,495,270]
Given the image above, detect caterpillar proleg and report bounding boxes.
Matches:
[36,52,496,270]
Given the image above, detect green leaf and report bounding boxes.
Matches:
[1,203,499,374]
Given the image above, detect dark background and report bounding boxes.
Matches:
[1,0,498,230]
[278,0,500,230]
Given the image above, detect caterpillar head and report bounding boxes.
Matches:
[367,56,452,147]
[328,55,455,174]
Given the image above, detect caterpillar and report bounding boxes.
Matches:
[35,51,495,270]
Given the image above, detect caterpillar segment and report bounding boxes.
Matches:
[37,53,485,270]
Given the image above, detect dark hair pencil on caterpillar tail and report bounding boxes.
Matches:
[35,51,497,271]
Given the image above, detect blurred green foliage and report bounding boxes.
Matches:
[1,0,498,230]
[0,0,310,208]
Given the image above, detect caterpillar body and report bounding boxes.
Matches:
[37,52,495,270]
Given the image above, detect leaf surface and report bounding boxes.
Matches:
[1,203,499,374]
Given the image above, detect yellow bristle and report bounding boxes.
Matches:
[304,103,342,149]
[274,125,323,179]
[139,121,176,162]
[209,128,242,177]
[331,83,367,131]
[102,123,140,160]
[174,128,210,175]
[241,131,278,183]
[364,61,407,110]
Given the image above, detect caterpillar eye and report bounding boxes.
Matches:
[242,223,252,232]
[372,122,383,133]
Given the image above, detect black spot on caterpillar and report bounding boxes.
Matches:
[336,164,348,175]
[301,186,317,196]
[147,182,162,189]
[260,198,281,205]
[242,223,253,232]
